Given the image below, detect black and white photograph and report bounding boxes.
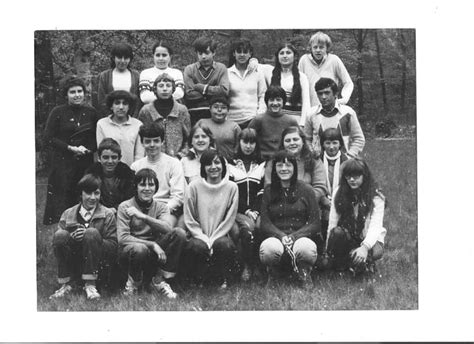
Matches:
[1,0,474,342]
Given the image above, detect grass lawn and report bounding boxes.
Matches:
[36,138,417,311]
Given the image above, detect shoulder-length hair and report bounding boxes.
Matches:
[110,42,134,68]
[200,149,227,179]
[134,168,159,195]
[270,43,302,106]
[186,123,216,160]
[279,126,315,172]
[227,38,254,67]
[334,158,378,221]
[319,127,344,153]
[234,128,263,163]
[269,150,298,203]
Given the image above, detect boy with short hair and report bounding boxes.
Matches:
[248,86,299,160]
[130,122,185,227]
[85,137,135,210]
[138,73,191,158]
[183,37,230,126]
[304,77,365,158]
[196,96,241,161]
[50,174,117,300]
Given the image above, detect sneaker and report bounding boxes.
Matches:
[297,267,313,289]
[49,283,72,299]
[84,284,100,300]
[219,278,228,290]
[153,280,177,299]
[123,275,139,296]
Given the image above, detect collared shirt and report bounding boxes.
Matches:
[79,205,96,223]
[96,115,144,166]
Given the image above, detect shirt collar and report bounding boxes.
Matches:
[228,64,251,78]
[316,101,341,116]
[107,115,131,125]
[79,204,96,219]
[310,53,328,66]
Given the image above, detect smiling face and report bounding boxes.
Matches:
[316,86,337,110]
[240,139,256,156]
[114,55,131,71]
[278,46,295,68]
[98,149,120,174]
[283,131,303,156]
[142,136,163,158]
[233,49,251,66]
[204,155,223,184]
[153,46,171,70]
[81,188,101,211]
[137,178,157,202]
[311,42,328,63]
[323,139,341,157]
[210,102,228,123]
[267,97,284,115]
[67,85,85,105]
[275,159,294,182]
[197,47,215,67]
[111,98,130,119]
[155,80,173,99]
[345,174,364,190]
[191,128,211,153]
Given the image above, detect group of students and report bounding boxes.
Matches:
[44,32,386,301]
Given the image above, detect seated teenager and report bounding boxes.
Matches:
[96,90,144,166]
[138,73,191,158]
[248,86,299,161]
[50,174,117,300]
[326,158,386,274]
[183,36,230,126]
[85,138,135,210]
[196,96,241,161]
[117,168,186,298]
[183,149,239,289]
[181,123,216,184]
[228,128,266,281]
[259,151,321,288]
[318,128,348,242]
[131,122,185,228]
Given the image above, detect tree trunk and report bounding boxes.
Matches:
[399,29,408,119]
[72,32,94,105]
[353,29,368,117]
[374,30,389,116]
[35,31,56,123]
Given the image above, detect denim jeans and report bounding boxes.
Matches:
[259,237,318,268]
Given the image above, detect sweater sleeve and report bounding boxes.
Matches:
[101,208,118,251]
[310,158,329,202]
[133,128,145,162]
[183,65,205,101]
[256,70,267,115]
[116,202,154,249]
[335,55,354,105]
[299,73,311,126]
[180,107,191,154]
[291,184,321,240]
[96,120,105,150]
[209,183,239,247]
[326,189,341,248]
[139,69,156,104]
[347,109,365,158]
[172,69,185,100]
[205,66,230,97]
[167,159,185,211]
[361,195,386,249]
[184,183,211,247]
[259,186,287,240]
[97,71,109,117]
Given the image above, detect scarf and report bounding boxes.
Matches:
[323,151,341,198]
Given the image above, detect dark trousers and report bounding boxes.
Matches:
[53,227,117,288]
[119,228,186,283]
[231,213,259,268]
[189,108,211,127]
[326,226,383,271]
[185,235,236,282]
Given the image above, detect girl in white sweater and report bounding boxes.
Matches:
[326,158,386,274]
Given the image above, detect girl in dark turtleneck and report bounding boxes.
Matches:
[43,76,98,225]
[228,128,266,281]
[138,73,191,158]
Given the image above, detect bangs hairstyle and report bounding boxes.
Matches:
[153,73,176,94]
[98,137,121,157]
[134,168,159,194]
[309,31,332,51]
[236,128,262,162]
[314,77,338,94]
[270,150,298,203]
[280,126,315,172]
[227,38,254,67]
[152,41,173,56]
[319,127,344,152]
[271,43,301,106]
[209,95,229,107]
[61,76,86,97]
[139,121,165,142]
[77,173,102,193]
[106,90,137,113]
[187,124,215,159]
[200,149,226,179]
[264,85,287,105]
[193,36,217,53]
[110,42,133,68]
